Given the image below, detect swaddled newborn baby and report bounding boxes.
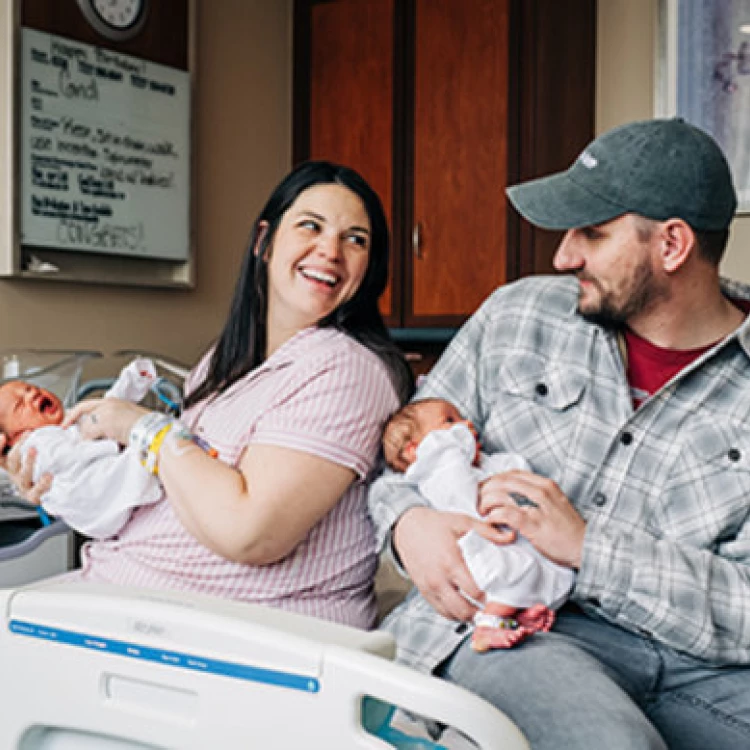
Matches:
[383,397,575,651]
[0,359,163,538]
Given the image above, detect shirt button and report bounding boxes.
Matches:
[592,492,607,507]
[728,447,741,462]
[535,383,548,397]
[620,431,633,446]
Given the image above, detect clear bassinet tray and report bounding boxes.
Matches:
[74,349,189,415]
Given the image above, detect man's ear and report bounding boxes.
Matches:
[253,221,270,258]
[660,218,695,273]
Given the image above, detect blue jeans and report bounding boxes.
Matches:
[435,606,750,749]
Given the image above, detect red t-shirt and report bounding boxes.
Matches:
[625,299,750,408]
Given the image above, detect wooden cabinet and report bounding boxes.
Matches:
[294,0,596,330]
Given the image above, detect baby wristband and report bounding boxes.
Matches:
[473,612,519,630]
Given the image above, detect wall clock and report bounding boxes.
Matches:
[76,0,149,41]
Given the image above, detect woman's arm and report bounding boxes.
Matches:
[64,396,365,564]
[64,398,362,563]
[159,435,357,564]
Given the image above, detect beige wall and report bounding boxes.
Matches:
[596,0,750,282]
[0,0,292,378]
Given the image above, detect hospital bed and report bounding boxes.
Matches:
[0,580,529,749]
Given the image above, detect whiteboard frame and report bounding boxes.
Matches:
[0,0,197,289]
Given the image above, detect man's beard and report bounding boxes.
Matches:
[577,260,667,328]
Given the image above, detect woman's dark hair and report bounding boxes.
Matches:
[185,160,414,408]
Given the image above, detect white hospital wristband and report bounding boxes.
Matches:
[129,412,173,461]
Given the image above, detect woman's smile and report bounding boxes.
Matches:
[297,264,341,289]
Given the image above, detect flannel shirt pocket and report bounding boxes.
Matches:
[683,420,750,470]
[655,419,750,544]
[483,355,588,472]
[496,354,587,411]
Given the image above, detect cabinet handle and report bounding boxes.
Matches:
[412,222,422,259]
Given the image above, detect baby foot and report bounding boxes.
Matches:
[470,602,555,652]
[471,623,529,652]
[515,603,555,634]
[470,602,526,652]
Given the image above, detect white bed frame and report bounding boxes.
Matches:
[0,581,529,749]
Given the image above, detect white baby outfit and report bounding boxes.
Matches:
[405,424,574,610]
[23,358,163,539]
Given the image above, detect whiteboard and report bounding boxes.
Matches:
[20,28,190,262]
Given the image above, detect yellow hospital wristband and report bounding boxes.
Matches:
[143,421,174,476]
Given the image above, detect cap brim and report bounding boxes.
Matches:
[506,170,626,230]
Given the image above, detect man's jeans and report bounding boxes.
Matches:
[436,606,750,749]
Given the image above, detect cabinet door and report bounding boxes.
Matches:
[408,0,510,326]
[300,0,398,324]
[295,0,595,331]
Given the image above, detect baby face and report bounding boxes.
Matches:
[0,380,64,447]
[414,400,480,461]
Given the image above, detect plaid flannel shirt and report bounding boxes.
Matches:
[369,274,750,671]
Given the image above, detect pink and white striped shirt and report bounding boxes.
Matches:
[72,327,400,628]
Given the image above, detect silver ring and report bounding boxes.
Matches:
[510,492,538,509]
[89,413,98,424]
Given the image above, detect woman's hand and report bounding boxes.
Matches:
[392,506,516,622]
[64,398,150,445]
[0,439,52,506]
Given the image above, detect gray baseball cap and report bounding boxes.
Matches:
[506,118,737,231]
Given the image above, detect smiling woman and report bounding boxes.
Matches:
[185,161,413,408]
[4,161,414,629]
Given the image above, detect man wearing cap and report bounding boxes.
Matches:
[369,118,750,749]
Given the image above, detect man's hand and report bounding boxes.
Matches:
[479,470,586,569]
[392,506,516,622]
